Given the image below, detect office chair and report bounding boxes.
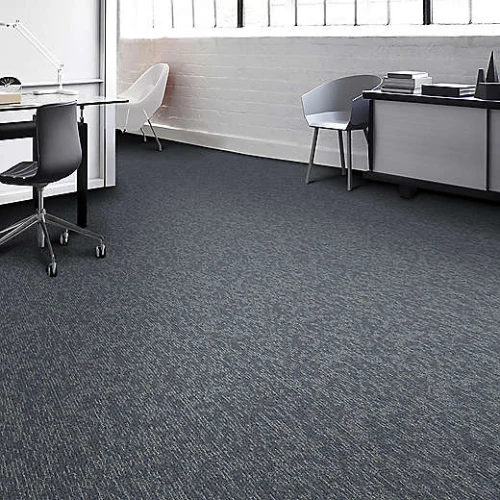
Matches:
[116,63,169,151]
[0,101,106,277]
[301,74,382,191]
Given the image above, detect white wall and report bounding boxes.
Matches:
[0,0,100,84]
[118,32,500,170]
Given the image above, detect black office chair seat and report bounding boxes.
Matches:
[0,161,38,185]
[0,102,107,277]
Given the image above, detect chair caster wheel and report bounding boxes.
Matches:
[95,244,106,258]
[47,262,57,277]
[59,230,69,246]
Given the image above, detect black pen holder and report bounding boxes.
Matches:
[475,82,500,100]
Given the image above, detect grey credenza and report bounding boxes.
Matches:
[363,90,500,194]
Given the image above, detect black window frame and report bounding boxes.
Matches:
[234,0,486,28]
[142,0,498,31]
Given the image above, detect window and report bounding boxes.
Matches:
[118,0,500,39]
[433,0,500,24]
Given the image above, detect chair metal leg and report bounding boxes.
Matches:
[346,130,353,192]
[147,119,162,152]
[0,215,38,247]
[0,215,35,235]
[45,213,104,244]
[39,219,56,266]
[35,186,47,248]
[305,128,319,184]
[337,130,346,176]
[140,127,147,142]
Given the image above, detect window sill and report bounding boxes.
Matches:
[121,23,500,40]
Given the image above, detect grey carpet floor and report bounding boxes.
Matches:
[0,134,499,499]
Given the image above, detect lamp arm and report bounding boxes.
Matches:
[13,22,63,70]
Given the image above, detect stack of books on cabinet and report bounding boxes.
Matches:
[381,71,432,94]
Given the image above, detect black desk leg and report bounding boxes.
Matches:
[32,114,38,211]
[77,122,88,228]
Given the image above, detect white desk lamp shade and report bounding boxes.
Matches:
[116,63,169,132]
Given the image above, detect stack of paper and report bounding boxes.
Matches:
[0,92,22,105]
[381,71,432,94]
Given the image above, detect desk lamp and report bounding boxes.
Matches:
[0,20,77,95]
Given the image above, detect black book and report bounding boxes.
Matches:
[386,71,429,79]
[421,83,476,97]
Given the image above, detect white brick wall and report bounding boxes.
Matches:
[118,34,499,169]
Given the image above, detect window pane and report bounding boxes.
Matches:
[120,0,154,37]
[172,0,193,28]
[270,0,295,26]
[432,0,470,24]
[194,0,215,27]
[244,0,269,26]
[297,0,325,26]
[390,0,421,24]
[216,0,237,27]
[326,0,355,25]
[153,0,173,31]
[472,0,500,23]
[357,0,389,25]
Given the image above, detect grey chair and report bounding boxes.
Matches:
[0,101,106,277]
[301,74,382,190]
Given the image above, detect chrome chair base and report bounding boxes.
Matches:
[0,187,106,277]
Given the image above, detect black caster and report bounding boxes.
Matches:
[59,230,69,246]
[47,262,57,277]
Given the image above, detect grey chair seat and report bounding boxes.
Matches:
[306,111,351,130]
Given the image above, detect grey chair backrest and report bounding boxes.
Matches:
[36,102,82,183]
[301,75,382,117]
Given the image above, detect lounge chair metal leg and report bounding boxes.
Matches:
[140,127,147,142]
[305,128,319,184]
[147,119,162,152]
[338,130,346,176]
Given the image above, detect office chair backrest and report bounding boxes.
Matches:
[302,75,382,117]
[36,101,82,183]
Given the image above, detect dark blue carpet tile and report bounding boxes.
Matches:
[0,133,499,499]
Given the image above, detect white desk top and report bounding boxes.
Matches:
[0,93,127,113]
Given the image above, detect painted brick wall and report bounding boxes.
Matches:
[118,34,499,169]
